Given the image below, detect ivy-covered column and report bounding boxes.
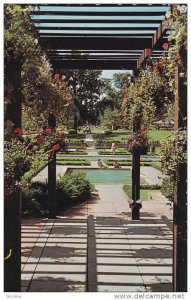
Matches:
[173,66,187,292]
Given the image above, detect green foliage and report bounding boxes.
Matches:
[4,4,72,129]
[161,128,187,179]
[123,184,132,198]
[161,178,174,201]
[4,4,38,61]
[123,184,161,201]
[56,158,90,166]
[61,67,105,126]
[100,107,121,130]
[22,181,49,217]
[68,129,77,134]
[57,172,92,208]
[61,150,88,155]
[165,5,187,76]
[97,149,128,155]
[4,139,33,196]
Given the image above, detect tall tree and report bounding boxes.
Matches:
[54,52,105,131]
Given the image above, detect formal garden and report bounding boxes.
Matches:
[4,3,187,293]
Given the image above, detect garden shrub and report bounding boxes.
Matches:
[22,181,49,217]
[161,178,173,201]
[68,129,77,134]
[57,171,92,209]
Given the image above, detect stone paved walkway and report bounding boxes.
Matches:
[21,183,173,292]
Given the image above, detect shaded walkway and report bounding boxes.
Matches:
[21,185,173,292]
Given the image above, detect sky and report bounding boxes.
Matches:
[101,69,132,79]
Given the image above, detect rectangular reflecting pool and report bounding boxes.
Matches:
[66,168,146,184]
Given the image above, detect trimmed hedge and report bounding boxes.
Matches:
[98,149,128,155]
[60,150,88,155]
[57,161,90,166]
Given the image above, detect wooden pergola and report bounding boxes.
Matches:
[31,4,170,70]
[5,4,187,293]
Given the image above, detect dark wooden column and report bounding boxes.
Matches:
[48,151,57,218]
[131,150,141,220]
[4,59,23,292]
[131,117,141,220]
[4,192,21,292]
[173,66,187,292]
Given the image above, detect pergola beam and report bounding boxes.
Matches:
[137,16,168,68]
[51,59,137,70]
[41,37,152,51]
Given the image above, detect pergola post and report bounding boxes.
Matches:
[131,150,141,220]
[4,192,21,292]
[173,66,187,292]
[4,59,22,292]
[47,114,57,218]
[48,151,57,219]
[131,116,141,220]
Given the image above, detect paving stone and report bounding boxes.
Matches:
[96,239,129,244]
[127,240,172,245]
[36,263,86,272]
[96,234,127,238]
[98,285,147,292]
[97,249,135,256]
[21,287,28,292]
[134,257,172,265]
[97,265,140,274]
[47,237,87,243]
[139,265,172,274]
[146,283,172,292]
[22,263,37,272]
[33,272,86,282]
[142,275,172,284]
[28,280,86,292]
[96,244,131,250]
[98,274,144,284]
[21,273,34,281]
[45,242,87,248]
[39,257,87,265]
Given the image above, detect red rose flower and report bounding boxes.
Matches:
[37,135,45,144]
[46,128,52,133]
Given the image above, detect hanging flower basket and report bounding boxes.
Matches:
[127,129,149,154]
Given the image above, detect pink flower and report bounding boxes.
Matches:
[145,48,152,57]
[163,43,169,50]
[54,73,60,80]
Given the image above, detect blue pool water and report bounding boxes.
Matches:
[66,168,136,184]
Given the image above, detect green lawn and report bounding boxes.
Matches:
[140,189,160,201]
[123,185,161,201]
[148,129,172,141]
